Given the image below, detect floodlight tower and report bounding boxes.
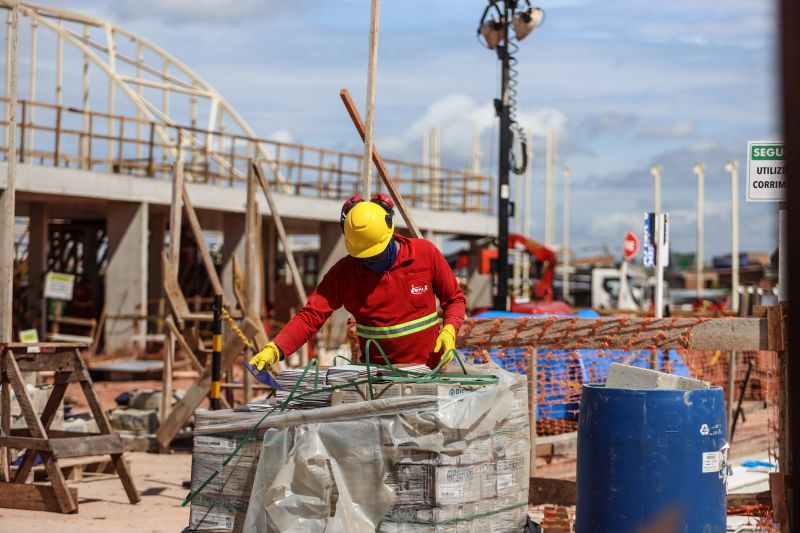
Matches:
[477,0,544,311]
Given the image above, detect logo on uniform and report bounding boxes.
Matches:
[410,284,429,295]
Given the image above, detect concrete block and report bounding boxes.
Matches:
[64,417,100,434]
[129,388,185,411]
[605,362,708,391]
[110,408,160,433]
[10,384,64,430]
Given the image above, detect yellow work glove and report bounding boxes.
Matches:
[248,342,281,371]
[434,324,457,368]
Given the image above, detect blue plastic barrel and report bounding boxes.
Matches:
[576,384,727,533]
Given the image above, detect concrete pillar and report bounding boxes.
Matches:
[105,201,148,355]
[27,202,48,335]
[221,212,245,306]
[148,212,166,303]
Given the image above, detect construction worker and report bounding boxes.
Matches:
[248,193,466,373]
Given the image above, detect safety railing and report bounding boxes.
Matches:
[0,98,492,214]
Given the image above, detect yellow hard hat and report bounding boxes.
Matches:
[343,201,394,258]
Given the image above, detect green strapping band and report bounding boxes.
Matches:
[379,502,528,526]
[356,311,439,339]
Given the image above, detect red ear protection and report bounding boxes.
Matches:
[340,195,364,231]
[339,193,395,233]
[370,193,395,229]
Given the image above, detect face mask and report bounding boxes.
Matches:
[363,238,398,273]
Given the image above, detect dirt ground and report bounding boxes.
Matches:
[0,451,192,533]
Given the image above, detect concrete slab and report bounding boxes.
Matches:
[605,362,709,390]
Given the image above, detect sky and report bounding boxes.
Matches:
[27,0,782,259]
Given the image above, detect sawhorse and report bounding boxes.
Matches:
[0,343,140,513]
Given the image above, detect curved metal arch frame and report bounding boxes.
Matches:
[3,0,289,188]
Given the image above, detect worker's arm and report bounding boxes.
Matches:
[430,243,467,332]
[272,262,345,357]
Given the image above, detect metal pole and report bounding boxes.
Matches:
[523,129,533,237]
[544,132,555,246]
[210,294,222,410]
[694,163,705,298]
[562,166,571,301]
[494,6,512,311]
[360,0,381,197]
[726,161,740,313]
[106,26,116,165]
[655,213,665,319]
[727,351,736,440]
[651,164,662,215]
[55,20,63,105]
[0,1,18,344]
[81,24,89,169]
[4,10,10,149]
[27,18,36,154]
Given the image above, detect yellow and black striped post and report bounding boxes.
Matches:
[210,294,222,410]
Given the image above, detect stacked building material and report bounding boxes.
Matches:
[188,362,530,532]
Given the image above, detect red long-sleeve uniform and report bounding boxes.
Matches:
[273,234,466,367]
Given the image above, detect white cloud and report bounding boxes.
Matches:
[267,129,295,144]
[638,120,697,139]
[379,94,567,165]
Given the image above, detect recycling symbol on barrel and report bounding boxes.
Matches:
[700,424,710,436]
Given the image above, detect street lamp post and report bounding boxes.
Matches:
[562,166,571,301]
[651,164,663,215]
[478,0,543,311]
[725,160,740,313]
[693,163,705,298]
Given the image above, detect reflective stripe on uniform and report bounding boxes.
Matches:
[355,311,439,340]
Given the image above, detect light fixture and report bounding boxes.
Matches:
[512,7,544,41]
[479,18,504,49]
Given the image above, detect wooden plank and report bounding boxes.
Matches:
[457,317,768,351]
[156,318,258,448]
[181,182,224,298]
[0,482,78,513]
[252,162,308,305]
[1,348,11,482]
[0,435,51,450]
[529,477,576,506]
[41,452,78,513]
[161,250,191,328]
[50,435,124,459]
[359,0,381,197]
[339,89,423,239]
[110,453,141,504]
[164,318,231,410]
[5,352,47,438]
[72,351,114,435]
[13,352,75,373]
[770,472,788,529]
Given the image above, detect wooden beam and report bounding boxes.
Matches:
[180,182,224,298]
[50,434,123,459]
[528,477,772,514]
[340,89,423,239]
[0,1,18,343]
[457,317,768,351]
[252,162,308,305]
[529,477,576,506]
[359,0,380,197]
[0,482,79,513]
[155,318,258,448]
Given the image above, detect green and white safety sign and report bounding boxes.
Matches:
[747,141,785,202]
